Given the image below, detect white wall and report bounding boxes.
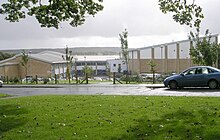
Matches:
[107,59,127,73]
[140,48,151,59]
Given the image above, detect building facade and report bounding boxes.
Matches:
[0,51,119,80]
[128,35,219,74]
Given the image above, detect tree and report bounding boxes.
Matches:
[0,0,103,29]
[62,46,73,84]
[82,65,93,77]
[148,60,157,84]
[20,50,29,83]
[0,52,15,61]
[82,65,93,84]
[189,29,219,67]
[158,0,204,28]
[119,29,129,84]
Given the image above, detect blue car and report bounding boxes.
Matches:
[164,66,220,89]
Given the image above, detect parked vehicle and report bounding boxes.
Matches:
[0,80,3,87]
[22,76,33,83]
[139,73,161,82]
[164,66,220,89]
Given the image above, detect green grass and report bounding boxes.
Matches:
[0,93,11,98]
[1,95,220,139]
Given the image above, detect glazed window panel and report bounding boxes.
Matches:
[133,51,138,59]
[140,48,151,59]
[154,46,165,59]
[167,44,177,59]
[179,41,190,59]
[129,52,132,59]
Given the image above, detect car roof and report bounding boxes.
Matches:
[185,66,220,71]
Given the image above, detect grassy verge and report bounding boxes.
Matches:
[1,95,220,139]
[0,93,11,98]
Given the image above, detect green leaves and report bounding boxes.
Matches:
[0,0,103,29]
[119,29,129,69]
[158,0,204,28]
[20,50,29,67]
[189,29,219,66]
[0,52,15,61]
[62,46,74,84]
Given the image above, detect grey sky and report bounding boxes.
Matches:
[0,0,219,50]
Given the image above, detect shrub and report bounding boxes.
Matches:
[13,77,20,83]
[43,78,50,84]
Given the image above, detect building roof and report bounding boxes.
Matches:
[129,34,219,51]
[32,51,119,63]
[0,62,19,67]
[75,55,120,62]
[31,51,66,64]
[0,51,120,65]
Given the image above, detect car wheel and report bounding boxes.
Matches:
[208,80,218,89]
[169,81,178,89]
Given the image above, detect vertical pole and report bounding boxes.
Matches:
[215,35,219,68]
[165,45,168,74]
[55,74,58,84]
[151,47,155,60]
[176,43,180,73]
[138,50,141,74]
[86,73,88,84]
[75,63,78,84]
[36,75,38,84]
[161,46,164,74]
[190,41,193,67]
[113,72,116,84]
[29,51,32,78]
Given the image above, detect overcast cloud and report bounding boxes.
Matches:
[0,0,220,50]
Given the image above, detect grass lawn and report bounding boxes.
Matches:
[0,93,11,98]
[1,95,220,139]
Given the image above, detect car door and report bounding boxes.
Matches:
[181,68,197,87]
[194,68,206,86]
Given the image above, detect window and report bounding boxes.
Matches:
[183,68,196,75]
[196,68,203,74]
[196,68,208,74]
[202,68,208,74]
[208,68,216,73]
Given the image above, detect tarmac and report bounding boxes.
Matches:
[2,83,220,97]
[2,83,165,88]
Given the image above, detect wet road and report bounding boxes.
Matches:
[1,83,220,97]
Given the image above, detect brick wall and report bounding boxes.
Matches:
[0,56,52,79]
[129,59,194,74]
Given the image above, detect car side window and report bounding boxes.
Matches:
[184,68,196,75]
[202,68,209,74]
[196,68,203,74]
[196,68,208,74]
[208,68,215,73]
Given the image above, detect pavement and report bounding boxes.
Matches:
[2,83,220,97]
[1,83,165,88]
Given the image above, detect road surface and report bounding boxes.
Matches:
[1,84,220,97]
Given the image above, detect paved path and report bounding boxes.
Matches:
[1,83,220,97]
